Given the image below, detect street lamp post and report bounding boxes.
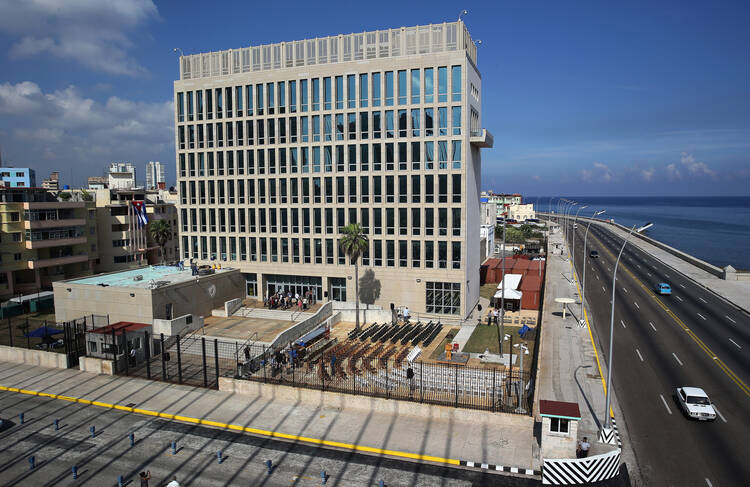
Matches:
[571,205,588,281]
[604,224,637,430]
[580,210,606,325]
[498,216,507,358]
[563,201,577,256]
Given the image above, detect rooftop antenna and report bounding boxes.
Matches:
[173,48,184,57]
[458,9,468,21]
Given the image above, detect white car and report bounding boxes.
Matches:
[675,387,716,421]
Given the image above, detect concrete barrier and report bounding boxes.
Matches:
[225,298,243,316]
[0,345,68,369]
[218,376,534,427]
[152,314,203,337]
[332,301,391,323]
[78,356,114,375]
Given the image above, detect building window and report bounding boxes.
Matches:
[330,277,347,301]
[550,417,570,434]
[426,281,460,315]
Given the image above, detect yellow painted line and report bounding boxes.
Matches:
[589,231,750,398]
[567,255,613,418]
[0,384,461,466]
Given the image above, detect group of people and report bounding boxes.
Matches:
[265,289,316,311]
[486,307,501,326]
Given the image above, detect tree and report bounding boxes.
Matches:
[58,192,72,201]
[80,189,93,201]
[340,223,369,331]
[148,219,172,264]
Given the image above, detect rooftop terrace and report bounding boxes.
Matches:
[178,21,476,81]
[69,265,234,289]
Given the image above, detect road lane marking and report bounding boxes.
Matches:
[595,274,599,280]
[699,297,707,304]
[587,231,750,398]
[672,353,683,366]
[665,274,670,278]
[637,264,641,268]
[675,295,683,302]
[635,349,644,361]
[649,322,657,332]
[697,313,707,321]
[712,406,727,423]
[621,320,626,329]
[602,286,606,292]
[0,385,463,466]
[729,338,741,349]
[726,316,736,324]
[706,478,714,487]
[623,287,628,293]
[680,284,685,288]
[647,272,651,277]
[634,301,640,309]
[660,394,672,414]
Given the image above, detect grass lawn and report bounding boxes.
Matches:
[429,328,460,359]
[463,323,537,371]
[480,283,498,301]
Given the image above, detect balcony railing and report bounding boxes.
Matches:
[25,236,87,249]
[24,218,86,230]
[28,254,88,269]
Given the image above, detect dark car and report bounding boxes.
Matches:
[590,250,599,258]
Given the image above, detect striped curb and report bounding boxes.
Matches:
[458,460,540,476]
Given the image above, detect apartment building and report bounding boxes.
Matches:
[146,161,166,190]
[0,187,98,299]
[94,188,179,272]
[108,163,136,190]
[41,171,61,191]
[1,168,36,188]
[174,21,492,318]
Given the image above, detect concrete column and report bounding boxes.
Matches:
[34,269,41,289]
[6,271,14,296]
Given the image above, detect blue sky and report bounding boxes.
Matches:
[0,0,748,195]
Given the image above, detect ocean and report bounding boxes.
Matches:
[531,196,750,270]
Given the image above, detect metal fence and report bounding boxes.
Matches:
[119,331,240,390]
[239,343,532,414]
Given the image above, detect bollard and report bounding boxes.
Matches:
[90,425,95,438]
[28,456,35,470]
[171,441,177,455]
[321,470,327,484]
[265,459,273,474]
[129,433,135,447]
[19,413,24,424]
[72,466,78,479]
[217,450,223,464]
[379,481,384,487]
[54,419,59,430]
[118,475,123,487]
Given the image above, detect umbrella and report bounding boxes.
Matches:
[24,326,64,338]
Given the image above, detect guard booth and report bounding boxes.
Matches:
[539,399,581,458]
[85,321,153,371]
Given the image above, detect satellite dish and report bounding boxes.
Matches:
[208,284,217,297]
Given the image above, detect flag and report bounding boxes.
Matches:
[132,201,148,228]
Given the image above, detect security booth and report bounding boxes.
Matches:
[85,321,152,370]
[540,399,581,458]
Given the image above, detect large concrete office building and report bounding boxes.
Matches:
[174,21,492,318]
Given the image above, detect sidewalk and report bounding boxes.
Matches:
[0,359,538,473]
[605,223,750,314]
[535,229,638,472]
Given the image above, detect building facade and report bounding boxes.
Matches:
[41,171,60,191]
[88,176,108,190]
[94,188,179,272]
[146,161,166,190]
[174,21,491,318]
[1,168,36,188]
[108,163,136,190]
[507,203,535,222]
[0,188,98,299]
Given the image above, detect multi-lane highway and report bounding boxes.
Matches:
[563,218,750,486]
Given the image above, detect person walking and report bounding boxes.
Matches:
[493,308,499,325]
[577,437,591,458]
[139,470,151,487]
[166,476,180,487]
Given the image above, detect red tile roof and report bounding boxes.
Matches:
[89,321,150,335]
[540,400,581,419]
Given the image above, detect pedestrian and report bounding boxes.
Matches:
[139,470,151,487]
[166,476,180,487]
[303,297,308,310]
[403,306,410,323]
[493,308,499,325]
[577,437,590,458]
[487,310,493,326]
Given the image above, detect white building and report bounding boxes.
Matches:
[146,161,166,190]
[479,224,495,261]
[108,162,136,190]
[174,21,493,318]
[507,203,535,221]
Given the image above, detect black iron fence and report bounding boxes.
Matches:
[239,343,532,414]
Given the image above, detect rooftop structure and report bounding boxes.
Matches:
[108,162,136,190]
[0,167,36,188]
[70,265,230,289]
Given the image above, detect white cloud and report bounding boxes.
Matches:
[581,161,615,183]
[680,152,716,178]
[0,0,158,76]
[666,163,681,180]
[0,80,173,184]
[640,167,655,182]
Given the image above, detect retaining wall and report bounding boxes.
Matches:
[0,345,68,369]
[78,356,114,375]
[218,376,534,427]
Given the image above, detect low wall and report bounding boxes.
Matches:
[78,356,114,375]
[332,301,391,323]
[219,376,534,427]
[542,448,621,485]
[0,345,68,369]
[268,301,333,350]
[225,298,243,316]
[152,314,203,337]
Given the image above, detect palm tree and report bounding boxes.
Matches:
[340,223,369,331]
[148,219,172,264]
